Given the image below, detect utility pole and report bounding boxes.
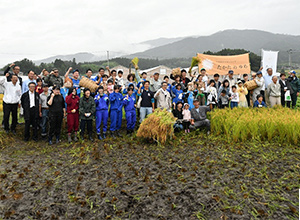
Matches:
[107,51,109,68]
[288,49,292,69]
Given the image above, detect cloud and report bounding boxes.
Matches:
[0,0,299,67]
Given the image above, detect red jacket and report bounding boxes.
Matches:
[65,93,80,114]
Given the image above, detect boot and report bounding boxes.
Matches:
[103,132,106,139]
[74,132,78,142]
[48,136,53,145]
[116,130,122,137]
[68,133,72,143]
[97,134,103,140]
[56,135,60,144]
[89,132,94,141]
[111,131,116,138]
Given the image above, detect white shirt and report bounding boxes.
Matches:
[29,91,35,108]
[231,92,240,102]
[0,78,22,104]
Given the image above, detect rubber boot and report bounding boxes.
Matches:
[111,131,116,138]
[89,132,94,141]
[103,132,106,139]
[97,134,103,140]
[68,133,72,143]
[48,136,53,145]
[74,132,78,142]
[116,130,122,137]
[56,135,60,144]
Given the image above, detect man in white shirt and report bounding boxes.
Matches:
[0,74,21,134]
[263,68,273,106]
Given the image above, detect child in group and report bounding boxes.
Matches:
[123,88,136,135]
[230,85,239,109]
[35,78,44,94]
[99,74,108,93]
[182,103,191,133]
[65,87,80,143]
[109,85,123,138]
[185,82,195,110]
[253,94,267,108]
[94,86,109,140]
[237,81,248,107]
[107,79,114,94]
[218,90,230,108]
[206,80,218,109]
[163,75,172,94]
[172,83,184,109]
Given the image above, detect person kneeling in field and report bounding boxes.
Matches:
[189,99,211,135]
[253,94,267,108]
[123,87,137,135]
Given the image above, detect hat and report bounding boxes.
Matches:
[256,71,262,75]
[184,103,190,107]
[193,99,200,103]
[237,80,243,84]
[200,68,206,71]
[53,85,60,90]
[228,70,234,74]
[72,69,79,73]
[153,72,159,76]
[290,70,296,74]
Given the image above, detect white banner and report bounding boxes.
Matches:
[261,49,279,75]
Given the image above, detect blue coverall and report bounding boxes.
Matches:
[94,93,109,134]
[109,92,123,131]
[123,94,136,131]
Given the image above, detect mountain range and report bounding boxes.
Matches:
[34,29,300,65]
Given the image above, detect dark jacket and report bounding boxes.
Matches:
[44,74,63,87]
[79,96,96,120]
[21,91,40,120]
[4,66,23,87]
[279,79,293,95]
[287,76,300,93]
[172,107,183,120]
[191,106,210,121]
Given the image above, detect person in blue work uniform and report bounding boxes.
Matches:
[65,67,81,96]
[172,83,184,109]
[94,86,109,140]
[109,85,123,138]
[123,87,136,135]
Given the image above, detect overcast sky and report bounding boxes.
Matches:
[0,0,299,67]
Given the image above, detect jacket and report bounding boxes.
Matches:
[191,106,210,121]
[21,91,40,120]
[288,76,300,93]
[79,96,96,120]
[154,88,172,110]
[279,79,293,95]
[123,94,136,112]
[109,92,123,111]
[44,74,63,87]
[65,93,80,114]
[94,93,109,111]
[267,82,281,97]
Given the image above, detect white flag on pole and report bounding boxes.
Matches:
[261,49,279,76]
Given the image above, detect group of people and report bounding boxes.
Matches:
[1,62,299,143]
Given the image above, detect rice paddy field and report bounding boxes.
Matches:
[0,107,299,219]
